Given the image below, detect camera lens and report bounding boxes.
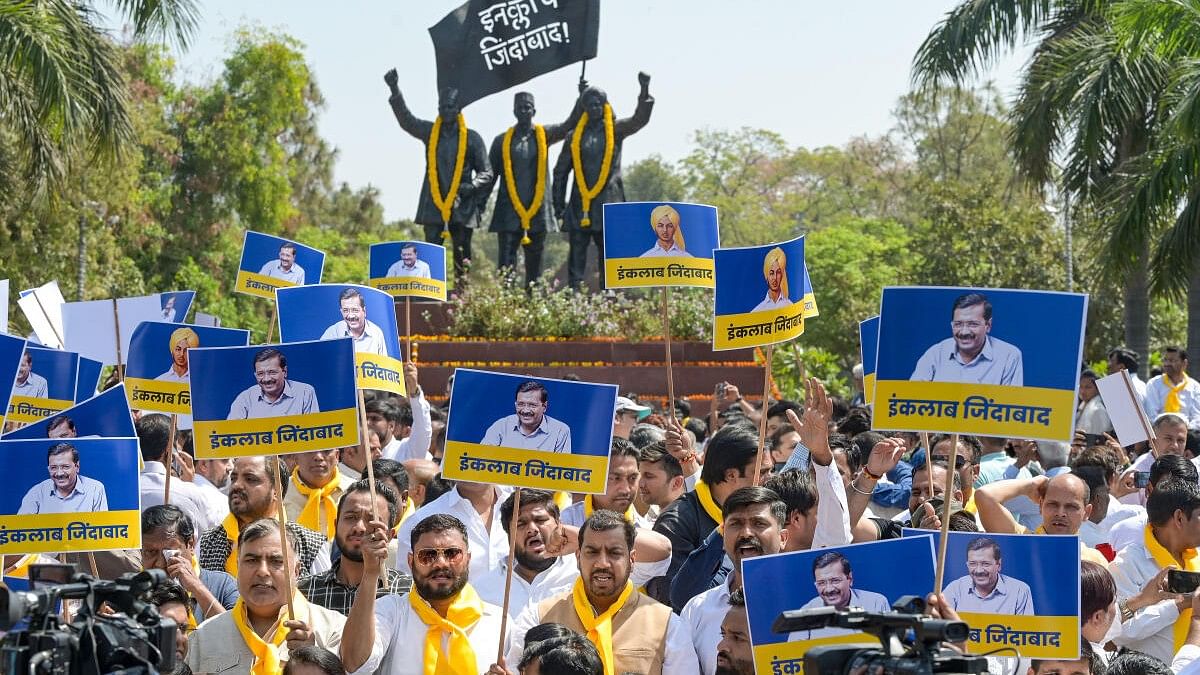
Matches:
[943,621,970,642]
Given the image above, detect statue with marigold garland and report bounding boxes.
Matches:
[385,68,492,285]
[552,72,654,289]
[482,91,583,289]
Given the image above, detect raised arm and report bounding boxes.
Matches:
[847,438,908,538]
[975,476,1045,535]
[615,71,655,138]
[788,378,851,547]
[384,68,430,141]
[543,95,585,145]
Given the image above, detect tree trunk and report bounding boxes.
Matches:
[1124,244,1151,380]
[1190,264,1200,378]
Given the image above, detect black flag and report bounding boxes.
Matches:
[428,0,600,108]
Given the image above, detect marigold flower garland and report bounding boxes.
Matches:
[570,103,614,228]
[502,123,547,246]
[427,113,468,241]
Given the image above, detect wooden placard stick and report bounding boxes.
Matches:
[496,488,523,665]
[662,287,676,421]
[933,433,959,594]
[271,458,297,619]
[754,345,775,486]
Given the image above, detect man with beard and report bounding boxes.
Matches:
[319,288,387,356]
[18,442,107,514]
[283,447,355,539]
[227,348,319,419]
[193,455,233,523]
[198,456,326,575]
[680,487,788,674]
[504,511,692,675]
[715,589,755,675]
[187,519,344,675]
[561,439,649,527]
[911,292,1023,386]
[975,470,1109,566]
[340,514,505,675]
[298,480,411,615]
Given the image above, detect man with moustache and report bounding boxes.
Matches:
[715,590,755,675]
[943,537,1034,614]
[187,519,344,675]
[1145,346,1200,427]
[504,511,692,675]
[385,242,431,279]
[18,442,108,514]
[340,514,506,675]
[638,444,686,523]
[198,456,326,576]
[561,439,648,527]
[482,380,571,453]
[298,481,411,615]
[911,292,1023,386]
[141,505,238,623]
[12,350,48,399]
[788,551,892,641]
[975,470,1110,566]
[319,287,387,356]
[282,447,355,539]
[337,429,382,481]
[259,242,306,285]
[227,348,319,419]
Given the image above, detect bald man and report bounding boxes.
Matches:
[974,470,1108,566]
[156,327,199,383]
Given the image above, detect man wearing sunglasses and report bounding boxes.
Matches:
[341,513,504,675]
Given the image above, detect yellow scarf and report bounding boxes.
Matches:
[427,113,468,239]
[408,584,484,675]
[553,491,573,512]
[1164,375,1188,413]
[398,496,416,527]
[1145,524,1199,652]
[292,469,342,539]
[221,513,241,576]
[695,481,724,529]
[571,577,634,675]
[570,103,614,227]
[584,494,635,523]
[502,123,547,245]
[230,594,304,675]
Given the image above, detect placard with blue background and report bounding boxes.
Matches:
[125,322,251,415]
[368,241,448,301]
[235,230,326,300]
[4,384,136,440]
[6,346,78,424]
[713,236,807,350]
[601,202,719,289]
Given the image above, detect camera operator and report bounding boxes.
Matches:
[150,583,195,675]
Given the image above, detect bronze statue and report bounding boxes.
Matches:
[482,91,581,288]
[552,72,654,288]
[385,69,493,283]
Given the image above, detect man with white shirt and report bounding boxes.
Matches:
[137,414,219,532]
[385,242,431,278]
[319,287,387,356]
[1145,346,1200,428]
[1078,369,1114,436]
[1120,413,1191,506]
[561,438,650,528]
[750,247,792,313]
[639,204,690,257]
[192,455,232,523]
[341,513,505,675]
[1109,454,1198,553]
[394,479,508,583]
[155,327,197,382]
[13,350,48,399]
[258,241,305,284]
[1109,347,1149,412]
[367,365,432,461]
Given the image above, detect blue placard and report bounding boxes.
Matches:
[158,291,195,323]
[4,384,136,440]
[75,357,103,403]
[859,316,879,405]
[235,231,326,299]
[124,322,251,414]
[0,436,141,553]
[742,537,937,674]
[713,236,808,350]
[189,338,360,457]
[874,287,1087,440]
[442,368,617,493]
[0,334,27,419]
[903,529,1081,658]
[6,346,79,423]
[368,241,449,301]
[601,202,720,289]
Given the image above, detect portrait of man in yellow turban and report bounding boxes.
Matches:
[639,204,690,258]
[752,247,792,312]
[155,327,199,383]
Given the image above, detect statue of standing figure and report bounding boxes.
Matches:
[384,69,493,285]
[552,72,655,289]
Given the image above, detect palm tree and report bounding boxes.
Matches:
[0,0,197,188]
[912,0,1165,376]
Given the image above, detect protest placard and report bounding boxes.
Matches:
[904,529,1081,659]
[0,334,26,419]
[234,231,326,300]
[859,316,879,405]
[276,284,406,396]
[800,263,818,318]
[124,322,251,415]
[873,287,1087,441]
[742,537,936,675]
[75,357,103,403]
[442,368,616,493]
[189,338,359,458]
[713,236,807,351]
[61,291,196,366]
[0,436,141,554]
[601,202,719,289]
[4,384,136,440]
[368,241,448,301]
[6,346,78,424]
[17,281,65,348]
[1096,370,1154,446]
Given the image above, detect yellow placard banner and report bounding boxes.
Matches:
[443,440,608,493]
[125,377,191,414]
[368,277,448,301]
[714,308,805,351]
[0,509,140,554]
[873,380,1076,440]
[194,408,359,458]
[235,270,299,300]
[800,292,818,318]
[356,353,406,396]
[6,396,74,424]
[604,257,716,289]
[863,373,876,405]
[752,633,879,675]
[959,613,1078,659]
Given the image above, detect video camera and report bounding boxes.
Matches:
[773,595,990,674]
[0,565,178,675]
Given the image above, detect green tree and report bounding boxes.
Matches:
[623,155,686,203]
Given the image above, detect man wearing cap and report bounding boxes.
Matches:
[614,396,650,440]
[156,327,198,382]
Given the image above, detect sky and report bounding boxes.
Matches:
[136,1,1032,222]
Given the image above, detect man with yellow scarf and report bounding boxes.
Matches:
[187,519,344,675]
[1110,479,1200,663]
[1145,347,1200,429]
[503,511,691,675]
[283,448,355,539]
[974,471,1110,567]
[341,513,504,675]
